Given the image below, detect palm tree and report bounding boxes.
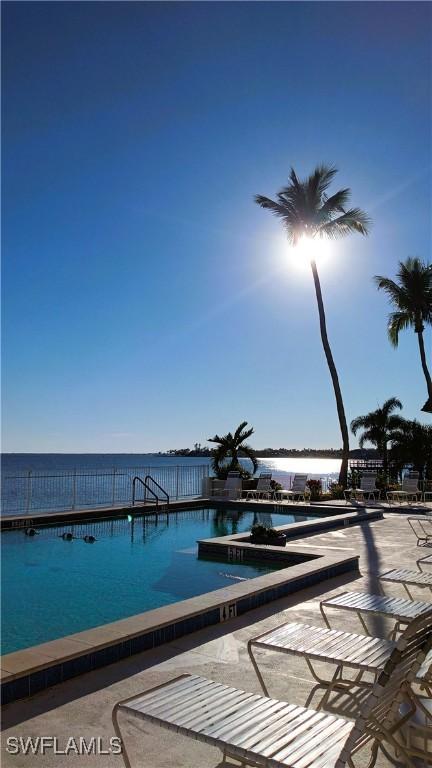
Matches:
[390,419,432,481]
[208,421,258,479]
[374,258,432,413]
[255,165,370,487]
[350,397,404,479]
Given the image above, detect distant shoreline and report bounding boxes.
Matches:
[1,449,377,458]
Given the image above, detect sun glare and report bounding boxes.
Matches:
[273,232,333,276]
[293,235,330,269]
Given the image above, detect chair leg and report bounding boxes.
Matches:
[320,603,331,629]
[247,642,270,697]
[112,705,134,768]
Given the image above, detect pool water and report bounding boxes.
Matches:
[1,507,315,654]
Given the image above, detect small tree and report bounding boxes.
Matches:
[390,419,432,481]
[350,397,404,479]
[208,421,258,479]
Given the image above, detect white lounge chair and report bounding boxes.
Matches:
[112,610,431,768]
[213,471,242,500]
[344,473,379,504]
[408,515,432,547]
[275,474,308,503]
[387,472,422,505]
[246,472,273,501]
[399,694,432,764]
[247,612,432,705]
[377,567,432,600]
[319,590,431,639]
[417,552,432,571]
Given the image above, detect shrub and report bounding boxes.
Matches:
[250,524,283,541]
[270,480,283,493]
[306,479,322,500]
[329,482,345,500]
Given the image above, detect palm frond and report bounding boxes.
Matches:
[374,276,408,308]
[233,421,250,442]
[387,414,406,432]
[319,188,351,216]
[350,415,368,435]
[309,165,338,198]
[240,444,259,474]
[381,397,403,416]
[387,311,412,347]
[211,445,227,476]
[254,195,290,219]
[318,208,371,239]
[208,434,223,444]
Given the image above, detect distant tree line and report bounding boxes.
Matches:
[160,446,378,459]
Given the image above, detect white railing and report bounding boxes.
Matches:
[1,464,209,516]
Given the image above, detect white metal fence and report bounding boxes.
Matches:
[1,464,209,516]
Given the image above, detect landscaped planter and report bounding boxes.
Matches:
[250,534,287,547]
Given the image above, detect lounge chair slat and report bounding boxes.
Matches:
[245,706,310,753]
[261,710,329,758]
[271,715,345,762]
[133,678,226,714]
[156,685,250,723]
[205,699,285,741]
[206,699,287,740]
[236,704,300,749]
[251,623,396,671]
[322,591,431,620]
[175,690,259,729]
[131,675,208,709]
[282,721,354,768]
[379,568,432,586]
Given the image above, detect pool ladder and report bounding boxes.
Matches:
[132,475,170,512]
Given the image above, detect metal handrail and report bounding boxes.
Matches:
[132,475,169,508]
[132,477,158,507]
[144,475,169,506]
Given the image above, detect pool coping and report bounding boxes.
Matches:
[0,497,369,529]
[0,507,382,705]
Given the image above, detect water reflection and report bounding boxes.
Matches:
[211,508,245,537]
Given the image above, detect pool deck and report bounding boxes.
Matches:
[1,512,430,767]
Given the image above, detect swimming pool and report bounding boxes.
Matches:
[1,506,317,654]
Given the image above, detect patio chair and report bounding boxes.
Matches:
[112,610,432,768]
[398,694,432,765]
[408,515,432,547]
[376,567,432,600]
[344,473,379,504]
[212,471,242,500]
[417,649,432,697]
[387,472,422,505]
[319,590,431,640]
[247,610,432,707]
[275,474,308,503]
[246,472,273,501]
[417,552,432,571]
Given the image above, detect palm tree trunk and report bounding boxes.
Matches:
[417,330,432,410]
[382,442,388,482]
[310,260,350,487]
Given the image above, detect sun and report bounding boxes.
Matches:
[294,235,330,267]
[272,232,332,276]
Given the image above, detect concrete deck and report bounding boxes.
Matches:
[1,513,431,767]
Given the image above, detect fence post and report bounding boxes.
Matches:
[175,466,179,500]
[72,469,77,510]
[26,471,32,515]
[112,468,117,507]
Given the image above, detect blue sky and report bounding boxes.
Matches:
[2,1,431,453]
